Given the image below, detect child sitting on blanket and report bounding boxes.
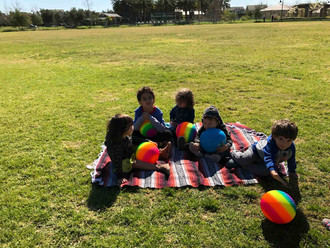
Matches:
[105,114,170,185]
[167,88,195,149]
[226,119,298,187]
[133,86,172,156]
[189,106,232,163]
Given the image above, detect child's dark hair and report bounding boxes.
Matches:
[271,119,298,140]
[137,86,155,101]
[106,114,133,142]
[175,88,195,109]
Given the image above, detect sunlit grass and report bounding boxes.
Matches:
[0,22,329,247]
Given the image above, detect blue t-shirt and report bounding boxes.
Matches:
[133,106,166,132]
[253,135,297,173]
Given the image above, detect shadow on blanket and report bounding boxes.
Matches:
[87,122,288,189]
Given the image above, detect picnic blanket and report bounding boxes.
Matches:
[87,122,288,188]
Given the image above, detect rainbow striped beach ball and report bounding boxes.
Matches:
[175,122,197,142]
[140,120,158,137]
[260,190,296,224]
[135,142,159,164]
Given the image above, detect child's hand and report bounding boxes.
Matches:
[190,143,200,151]
[270,170,289,187]
[117,178,128,185]
[217,145,228,153]
[170,121,178,127]
[142,112,149,120]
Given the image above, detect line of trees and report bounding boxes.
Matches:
[0,8,110,29]
[0,0,232,29]
[112,0,230,23]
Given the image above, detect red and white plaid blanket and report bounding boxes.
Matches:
[87,122,287,188]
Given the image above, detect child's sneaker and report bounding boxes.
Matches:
[322,219,330,231]
[225,158,240,169]
[156,163,170,177]
[177,136,186,151]
[159,141,172,160]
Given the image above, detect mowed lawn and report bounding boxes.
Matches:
[0,22,329,247]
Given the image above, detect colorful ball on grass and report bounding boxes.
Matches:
[140,120,158,137]
[136,142,159,164]
[200,128,227,153]
[260,190,296,224]
[176,122,197,142]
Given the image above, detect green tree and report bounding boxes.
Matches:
[112,0,154,23]
[154,0,177,23]
[246,9,253,18]
[254,6,262,21]
[112,0,136,22]
[0,11,10,26]
[9,9,31,29]
[207,0,220,23]
[198,0,211,13]
[40,9,54,26]
[177,0,198,22]
[222,9,236,21]
[83,0,93,26]
[30,11,43,26]
[155,0,177,12]
[53,10,65,26]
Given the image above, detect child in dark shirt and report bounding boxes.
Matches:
[168,88,195,149]
[189,106,232,162]
[105,114,170,185]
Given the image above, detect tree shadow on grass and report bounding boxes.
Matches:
[261,209,310,248]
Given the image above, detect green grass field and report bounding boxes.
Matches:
[0,22,329,247]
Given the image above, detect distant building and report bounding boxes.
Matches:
[260,4,291,18]
[295,3,330,17]
[101,13,122,19]
[228,7,246,18]
[100,13,122,25]
[246,4,267,12]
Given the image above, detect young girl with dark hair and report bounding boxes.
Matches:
[105,114,170,185]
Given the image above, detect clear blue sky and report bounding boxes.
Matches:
[0,0,318,13]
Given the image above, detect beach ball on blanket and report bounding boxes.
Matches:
[136,142,159,164]
[260,190,296,224]
[200,128,227,153]
[140,120,158,137]
[176,122,197,142]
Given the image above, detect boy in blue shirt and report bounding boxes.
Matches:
[133,86,172,158]
[226,119,298,187]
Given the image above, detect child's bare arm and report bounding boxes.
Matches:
[270,170,288,187]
